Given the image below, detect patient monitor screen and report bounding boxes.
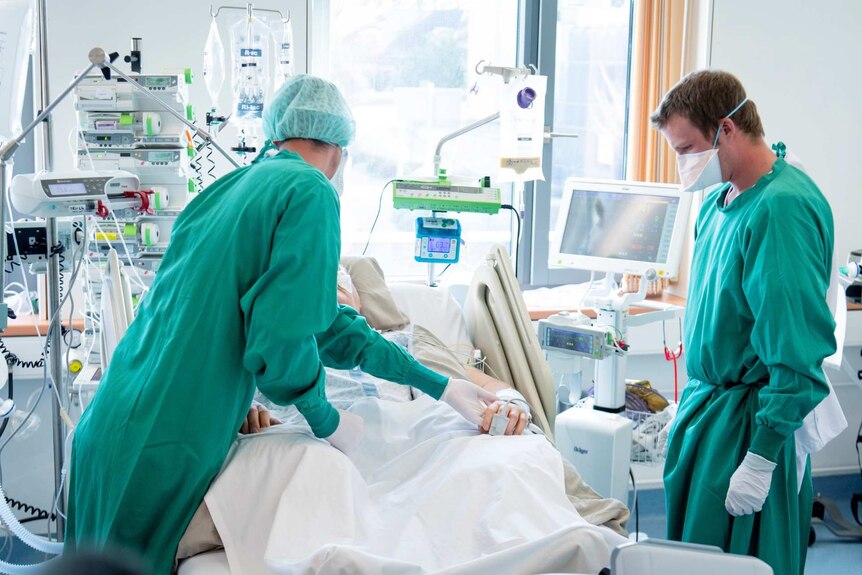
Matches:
[559,190,679,264]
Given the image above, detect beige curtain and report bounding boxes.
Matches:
[626,0,688,183]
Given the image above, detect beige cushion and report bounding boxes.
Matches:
[176,500,223,560]
[340,256,410,331]
[410,324,469,381]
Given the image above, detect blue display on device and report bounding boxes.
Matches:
[415,217,461,263]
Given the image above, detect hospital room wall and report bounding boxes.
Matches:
[709,0,862,272]
[43,0,308,173]
[708,0,862,479]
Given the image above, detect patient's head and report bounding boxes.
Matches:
[337,265,361,311]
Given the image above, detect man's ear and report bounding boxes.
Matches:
[721,118,738,139]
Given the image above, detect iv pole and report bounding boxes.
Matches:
[428,63,577,286]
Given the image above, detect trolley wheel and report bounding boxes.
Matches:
[812,499,826,520]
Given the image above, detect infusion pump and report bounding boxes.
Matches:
[11,170,142,217]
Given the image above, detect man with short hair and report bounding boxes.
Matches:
[652,69,836,575]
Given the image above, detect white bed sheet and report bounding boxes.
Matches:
[201,396,625,574]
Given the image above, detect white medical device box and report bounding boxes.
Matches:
[78,111,188,150]
[73,73,189,113]
[77,148,190,195]
[538,318,612,360]
[555,407,632,502]
[392,180,501,214]
[10,170,140,217]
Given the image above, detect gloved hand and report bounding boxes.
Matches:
[323,409,364,455]
[441,378,498,426]
[725,451,777,516]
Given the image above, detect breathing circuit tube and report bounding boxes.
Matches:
[0,481,64,555]
[0,558,58,574]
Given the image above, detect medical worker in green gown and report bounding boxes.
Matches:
[65,75,496,574]
[651,70,836,575]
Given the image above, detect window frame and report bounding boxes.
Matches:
[519,0,636,288]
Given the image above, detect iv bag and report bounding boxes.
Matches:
[0,0,35,138]
[274,18,295,88]
[203,17,226,109]
[498,75,547,183]
[230,14,272,125]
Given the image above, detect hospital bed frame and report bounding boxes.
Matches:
[463,244,558,438]
[180,538,775,574]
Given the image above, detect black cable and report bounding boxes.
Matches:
[0,338,45,369]
[362,179,396,255]
[191,132,205,191]
[4,260,20,275]
[56,250,65,302]
[629,467,639,541]
[435,264,452,282]
[3,495,56,523]
[500,204,521,276]
[856,416,861,482]
[206,143,217,183]
[0,366,12,439]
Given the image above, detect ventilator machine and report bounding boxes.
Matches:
[544,178,690,502]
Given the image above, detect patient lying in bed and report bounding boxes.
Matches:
[242,266,531,437]
[177,267,630,574]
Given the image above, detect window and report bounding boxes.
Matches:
[548,0,633,233]
[526,0,634,286]
[314,0,520,280]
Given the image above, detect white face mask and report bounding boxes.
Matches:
[676,97,748,193]
[678,148,722,193]
[331,148,348,197]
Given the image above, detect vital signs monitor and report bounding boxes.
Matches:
[551,178,691,278]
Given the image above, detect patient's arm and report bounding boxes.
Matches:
[465,366,511,393]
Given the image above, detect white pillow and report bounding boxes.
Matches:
[388,284,473,351]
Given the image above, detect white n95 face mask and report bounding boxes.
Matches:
[678,148,722,193]
[676,97,748,193]
[331,148,348,197]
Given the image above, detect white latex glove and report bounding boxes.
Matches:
[725,452,777,516]
[323,409,364,455]
[656,403,677,459]
[441,378,498,426]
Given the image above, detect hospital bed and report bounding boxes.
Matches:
[176,247,771,575]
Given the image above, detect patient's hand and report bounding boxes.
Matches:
[480,401,528,436]
[240,402,282,434]
[337,285,361,312]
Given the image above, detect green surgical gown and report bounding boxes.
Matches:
[664,158,836,575]
[64,150,448,574]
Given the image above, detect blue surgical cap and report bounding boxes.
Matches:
[263,75,355,147]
